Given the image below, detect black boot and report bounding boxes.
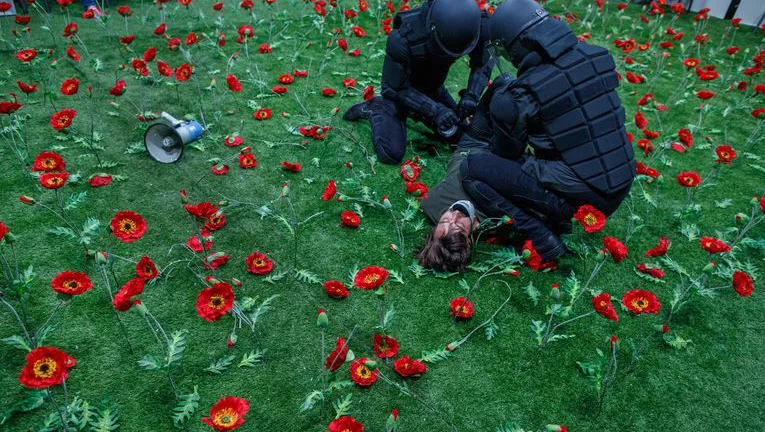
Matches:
[530,231,567,262]
[343,101,373,122]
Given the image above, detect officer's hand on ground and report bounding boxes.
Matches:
[435,108,460,136]
[456,95,478,120]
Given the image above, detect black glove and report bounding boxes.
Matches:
[434,108,460,137]
[456,94,479,120]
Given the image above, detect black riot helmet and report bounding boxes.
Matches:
[426,0,482,57]
[489,0,578,65]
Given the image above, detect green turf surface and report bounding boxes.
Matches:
[0,1,763,431]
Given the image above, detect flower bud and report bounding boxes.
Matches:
[610,335,618,349]
[501,215,513,225]
[217,200,229,207]
[363,359,377,369]
[19,195,36,205]
[232,278,242,287]
[702,261,716,274]
[205,275,222,284]
[388,243,399,253]
[550,283,561,301]
[227,333,237,348]
[179,189,189,203]
[596,248,608,262]
[545,425,568,432]
[734,212,749,222]
[522,248,532,259]
[446,341,460,352]
[281,183,290,198]
[134,301,148,317]
[381,196,392,209]
[95,251,108,265]
[316,308,328,328]
[4,232,18,244]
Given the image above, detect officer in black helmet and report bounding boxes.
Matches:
[343,0,493,165]
[458,0,635,261]
[418,0,635,269]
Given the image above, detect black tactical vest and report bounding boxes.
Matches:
[514,42,635,194]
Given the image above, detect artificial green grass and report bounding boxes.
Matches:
[0,1,763,431]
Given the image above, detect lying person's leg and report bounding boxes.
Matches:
[343,96,407,164]
[460,153,574,260]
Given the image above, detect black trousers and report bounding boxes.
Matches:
[366,88,457,164]
[460,152,629,239]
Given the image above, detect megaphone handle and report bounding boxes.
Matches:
[161,112,182,126]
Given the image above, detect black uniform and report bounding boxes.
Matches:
[459,1,635,260]
[343,1,493,164]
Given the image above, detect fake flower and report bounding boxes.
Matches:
[50,109,77,130]
[40,172,69,189]
[32,152,65,172]
[645,238,670,257]
[136,256,159,280]
[196,282,235,321]
[732,271,753,297]
[340,210,360,228]
[201,396,250,431]
[112,278,145,311]
[372,334,399,358]
[573,204,606,233]
[449,297,475,319]
[110,211,147,242]
[323,280,350,299]
[245,251,274,275]
[592,292,618,321]
[18,346,76,389]
[354,266,389,289]
[51,271,93,296]
[328,416,364,432]
[349,358,378,386]
[622,289,661,314]
[325,337,348,372]
[602,236,627,263]
[699,236,730,254]
[393,356,428,377]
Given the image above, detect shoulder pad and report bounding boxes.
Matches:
[393,9,421,30]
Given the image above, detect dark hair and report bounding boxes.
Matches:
[417,229,471,272]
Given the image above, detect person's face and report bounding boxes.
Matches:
[434,209,474,239]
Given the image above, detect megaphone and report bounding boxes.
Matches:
[144,112,204,163]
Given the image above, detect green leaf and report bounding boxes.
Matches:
[520,282,540,306]
[530,320,546,346]
[82,217,101,237]
[485,320,499,341]
[381,308,395,331]
[714,199,733,208]
[388,270,404,284]
[0,390,46,425]
[88,398,119,432]
[679,223,700,241]
[295,269,321,285]
[166,330,188,367]
[495,421,529,432]
[419,346,452,364]
[138,355,162,370]
[564,272,581,301]
[332,394,353,419]
[48,226,78,241]
[64,191,87,210]
[249,295,279,325]
[264,270,288,284]
[2,335,32,351]
[407,261,428,278]
[299,390,325,413]
[239,349,266,367]
[171,386,200,429]
[663,333,692,350]
[204,355,235,374]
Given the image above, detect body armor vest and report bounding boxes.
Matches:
[513,42,635,194]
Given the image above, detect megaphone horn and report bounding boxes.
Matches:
[144,112,204,164]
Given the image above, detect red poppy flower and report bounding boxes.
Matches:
[185,32,198,45]
[88,174,112,187]
[350,358,378,386]
[18,346,76,389]
[399,159,422,181]
[323,280,350,299]
[196,282,235,321]
[699,236,730,254]
[175,63,193,81]
[112,277,145,311]
[342,78,357,88]
[337,38,348,51]
[245,251,273,275]
[278,73,295,84]
[136,256,159,280]
[15,15,31,25]
[240,0,254,10]
[522,240,558,271]
[17,81,38,94]
[354,266,389,289]
[321,179,336,201]
[625,72,645,84]
[187,229,213,253]
[348,48,361,57]
[636,263,664,279]
[340,210,360,228]
[154,23,166,35]
[157,61,173,76]
[676,171,701,187]
[642,129,660,140]
[109,80,127,97]
[211,163,229,175]
[325,336,348,372]
[253,108,272,120]
[32,151,65,172]
[63,22,78,37]
[50,108,77,130]
[393,356,427,377]
[634,111,647,129]
[372,334,399,358]
[40,172,69,189]
[51,271,93,296]
[0,222,7,240]
[203,252,229,270]
[645,237,670,257]
[677,128,693,147]
[573,204,606,233]
[238,149,257,168]
[281,161,302,172]
[110,211,147,243]
[404,181,428,198]
[184,201,218,219]
[0,93,22,115]
[118,5,132,16]
[695,90,715,100]
[226,74,242,92]
[322,88,337,97]
[715,145,736,164]
[328,416,364,432]
[592,292,618,321]
[212,2,223,10]
[622,289,661,314]
[201,396,250,431]
[449,297,475,319]
[351,25,366,37]
[258,43,272,53]
[224,135,243,147]
[753,108,765,119]
[603,236,628,263]
[66,45,80,62]
[272,85,288,94]
[732,271,753,297]
[15,48,37,63]
[143,46,157,62]
[205,211,226,231]
[362,85,374,100]
[293,70,308,78]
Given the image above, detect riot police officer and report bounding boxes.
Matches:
[454,0,635,262]
[343,0,493,165]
